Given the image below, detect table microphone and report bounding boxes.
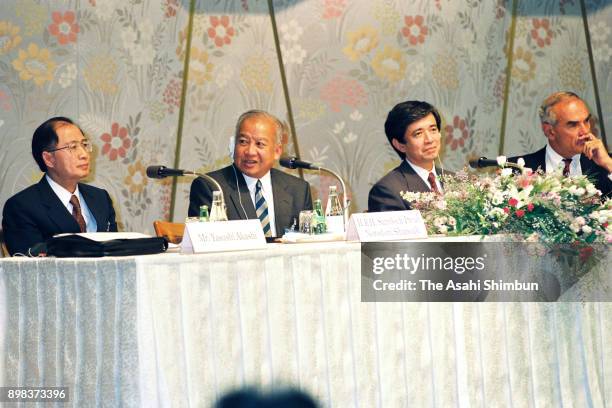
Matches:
[146,165,187,178]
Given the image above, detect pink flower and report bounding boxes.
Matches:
[401,16,428,46]
[320,75,367,112]
[527,203,534,212]
[445,115,469,151]
[503,207,510,214]
[515,209,525,218]
[530,18,553,48]
[207,16,235,47]
[101,123,131,161]
[48,11,79,45]
[508,198,519,207]
[322,0,346,19]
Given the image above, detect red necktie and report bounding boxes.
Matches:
[427,172,441,194]
[562,158,572,177]
[70,194,87,232]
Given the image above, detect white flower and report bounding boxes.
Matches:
[350,110,363,121]
[121,26,138,50]
[570,222,580,233]
[58,63,77,88]
[333,121,345,134]
[491,192,505,205]
[215,64,234,88]
[281,43,307,65]
[582,225,592,234]
[568,185,586,196]
[139,20,155,43]
[407,61,425,85]
[575,216,586,226]
[448,217,456,226]
[438,225,448,234]
[516,158,525,169]
[501,168,513,178]
[279,20,303,43]
[496,155,507,166]
[590,21,610,43]
[594,43,611,63]
[343,132,358,144]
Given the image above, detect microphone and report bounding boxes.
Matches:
[279,157,321,170]
[146,164,226,211]
[146,165,186,178]
[468,157,500,169]
[280,157,350,225]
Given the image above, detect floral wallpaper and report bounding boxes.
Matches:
[0,0,610,232]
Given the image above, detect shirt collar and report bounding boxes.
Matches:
[242,171,272,194]
[46,174,81,207]
[545,143,580,171]
[405,158,437,180]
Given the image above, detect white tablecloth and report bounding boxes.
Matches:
[1,240,610,407]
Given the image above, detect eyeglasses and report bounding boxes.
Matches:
[47,139,93,154]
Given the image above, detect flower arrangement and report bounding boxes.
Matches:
[400,156,612,245]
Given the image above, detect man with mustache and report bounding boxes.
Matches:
[510,91,611,198]
[2,117,118,255]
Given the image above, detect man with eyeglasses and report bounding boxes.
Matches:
[368,100,447,212]
[2,116,118,255]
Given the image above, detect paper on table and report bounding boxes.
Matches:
[280,232,345,243]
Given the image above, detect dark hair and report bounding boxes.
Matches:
[214,388,318,408]
[31,116,79,172]
[384,100,442,158]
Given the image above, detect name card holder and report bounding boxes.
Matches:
[181,219,267,254]
[346,210,428,242]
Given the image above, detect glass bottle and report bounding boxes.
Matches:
[199,205,209,222]
[325,185,343,217]
[312,199,326,234]
[209,191,228,222]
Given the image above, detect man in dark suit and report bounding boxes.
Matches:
[368,100,446,212]
[509,91,611,197]
[189,110,312,237]
[2,117,117,256]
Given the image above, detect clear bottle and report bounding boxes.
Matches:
[325,185,343,217]
[312,199,326,234]
[199,205,209,222]
[209,191,228,222]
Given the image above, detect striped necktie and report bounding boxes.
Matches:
[255,180,272,237]
[427,172,441,195]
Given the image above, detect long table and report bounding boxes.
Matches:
[1,240,610,406]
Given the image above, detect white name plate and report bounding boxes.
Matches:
[181,219,267,254]
[346,210,428,242]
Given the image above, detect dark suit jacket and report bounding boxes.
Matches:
[509,147,611,198]
[189,164,313,236]
[2,176,118,255]
[368,161,445,212]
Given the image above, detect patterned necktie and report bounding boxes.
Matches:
[69,194,87,233]
[255,180,272,237]
[562,158,572,177]
[427,172,441,195]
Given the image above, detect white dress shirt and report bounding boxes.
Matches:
[405,159,443,192]
[545,143,582,176]
[46,175,98,232]
[242,172,277,236]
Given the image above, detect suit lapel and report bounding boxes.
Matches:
[271,169,293,236]
[399,161,431,192]
[227,166,257,220]
[37,176,80,233]
[80,184,105,232]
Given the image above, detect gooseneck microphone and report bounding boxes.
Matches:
[468,157,501,169]
[279,157,321,171]
[146,165,225,207]
[279,157,350,224]
[469,157,523,170]
[146,165,188,178]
